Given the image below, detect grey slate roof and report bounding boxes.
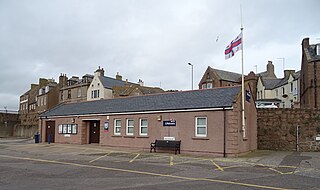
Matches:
[209,67,242,82]
[262,70,300,90]
[262,79,282,90]
[41,86,241,117]
[307,45,320,61]
[99,76,133,89]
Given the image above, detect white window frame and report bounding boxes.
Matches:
[195,117,207,137]
[139,119,148,136]
[207,83,213,89]
[114,119,121,135]
[126,119,134,136]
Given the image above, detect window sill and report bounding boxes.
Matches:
[192,137,209,140]
[112,135,122,137]
[136,136,149,138]
[124,135,135,138]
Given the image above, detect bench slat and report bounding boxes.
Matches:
[150,140,181,154]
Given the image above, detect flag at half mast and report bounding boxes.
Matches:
[224,33,242,60]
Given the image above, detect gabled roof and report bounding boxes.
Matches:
[40,86,241,117]
[209,67,242,82]
[99,76,133,89]
[261,78,282,90]
[261,70,300,90]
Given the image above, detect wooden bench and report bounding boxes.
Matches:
[150,140,181,154]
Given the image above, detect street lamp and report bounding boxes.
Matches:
[188,63,193,90]
[277,57,285,73]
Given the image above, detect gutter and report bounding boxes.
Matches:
[40,106,234,119]
[223,107,227,158]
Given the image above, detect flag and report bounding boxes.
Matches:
[246,90,251,102]
[225,33,242,60]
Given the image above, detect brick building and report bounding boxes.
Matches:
[39,86,257,157]
[300,38,320,108]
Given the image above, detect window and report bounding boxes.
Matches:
[77,88,81,98]
[290,83,293,93]
[207,83,212,89]
[202,83,207,89]
[114,119,121,135]
[60,91,63,100]
[275,89,278,97]
[126,119,134,135]
[282,87,285,95]
[91,90,100,99]
[139,119,148,136]
[68,90,71,99]
[58,124,77,134]
[195,117,207,137]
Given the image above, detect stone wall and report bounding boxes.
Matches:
[0,113,19,137]
[258,108,320,151]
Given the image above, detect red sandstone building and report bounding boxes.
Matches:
[40,86,257,157]
[300,38,320,108]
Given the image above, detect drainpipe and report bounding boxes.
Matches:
[40,117,43,143]
[296,125,300,151]
[314,61,317,108]
[223,107,226,158]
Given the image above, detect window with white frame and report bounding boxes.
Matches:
[114,119,121,135]
[195,117,207,137]
[126,119,134,135]
[139,119,148,136]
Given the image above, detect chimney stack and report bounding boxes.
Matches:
[39,78,48,88]
[116,72,122,81]
[59,73,68,87]
[267,61,275,75]
[94,66,105,77]
[284,70,295,78]
[302,38,310,48]
[138,79,144,86]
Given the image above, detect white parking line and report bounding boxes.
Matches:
[89,152,111,163]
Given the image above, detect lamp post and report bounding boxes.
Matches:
[188,63,193,90]
[277,57,285,75]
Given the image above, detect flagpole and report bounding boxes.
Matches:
[240,5,246,139]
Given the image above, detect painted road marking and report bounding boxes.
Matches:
[129,153,140,163]
[211,160,224,171]
[268,168,294,175]
[215,165,244,171]
[170,156,174,166]
[88,152,111,163]
[0,154,290,190]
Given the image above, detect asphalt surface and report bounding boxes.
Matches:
[0,138,320,190]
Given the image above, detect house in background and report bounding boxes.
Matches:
[18,77,66,137]
[40,85,257,157]
[198,66,242,89]
[87,67,164,101]
[300,38,320,108]
[59,74,93,104]
[256,70,300,108]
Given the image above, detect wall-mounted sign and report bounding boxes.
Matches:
[104,122,109,132]
[164,136,175,140]
[163,120,176,126]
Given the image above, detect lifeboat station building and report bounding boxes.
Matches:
[40,86,257,157]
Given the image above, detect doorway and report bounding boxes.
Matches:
[89,121,100,143]
[45,121,55,143]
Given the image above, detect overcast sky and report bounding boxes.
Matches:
[1,0,319,110]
